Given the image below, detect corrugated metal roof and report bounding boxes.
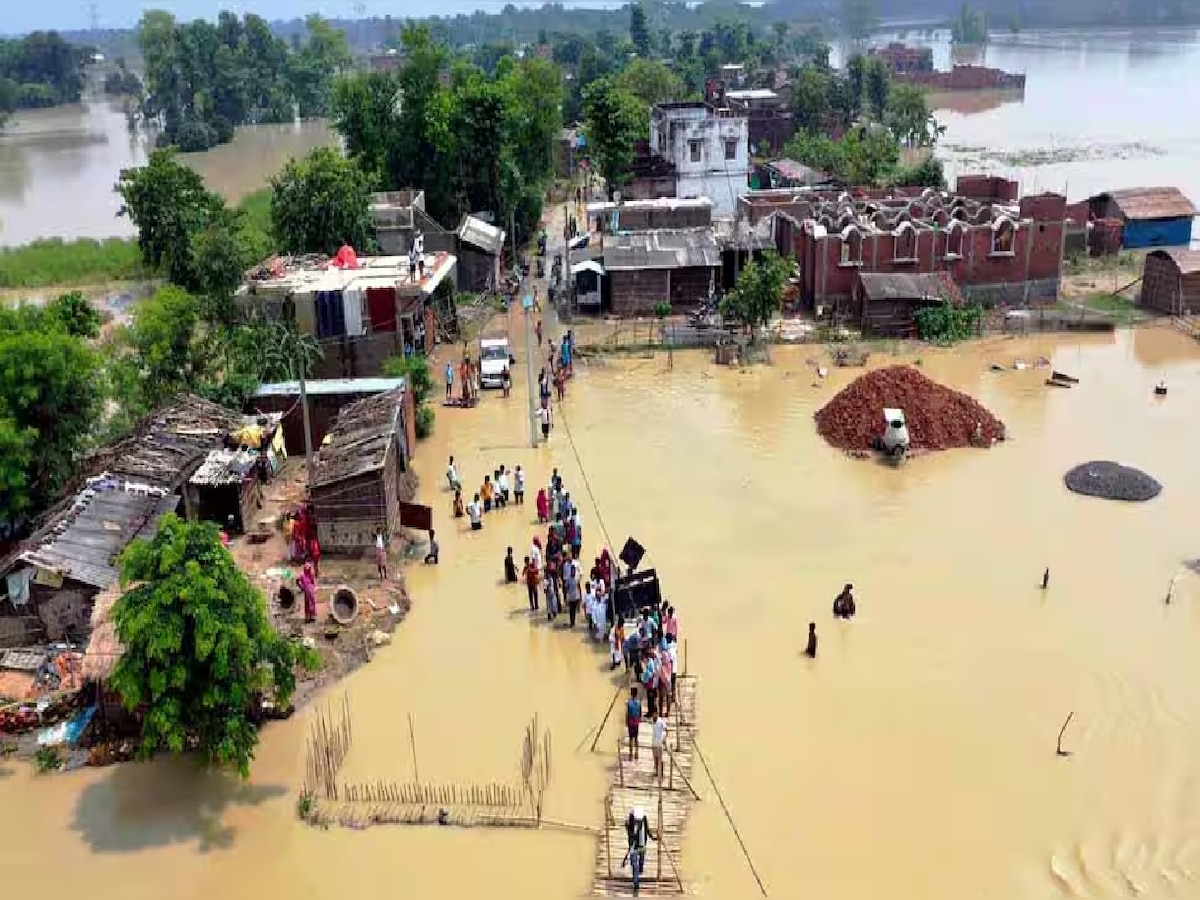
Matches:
[457,215,506,254]
[189,448,260,488]
[253,377,407,398]
[1104,187,1198,221]
[766,158,829,185]
[603,229,722,271]
[17,489,179,589]
[726,88,779,100]
[857,272,949,302]
[1152,248,1200,275]
[310,389,405,489]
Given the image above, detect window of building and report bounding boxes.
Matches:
[689,140,703,163]
[839,227,864,266]
[991,217,1016,255]
[893,222,917,261]
[945,222,965,259]
[724,138,738,161]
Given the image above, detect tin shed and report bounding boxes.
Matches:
[1089,188,1198,249]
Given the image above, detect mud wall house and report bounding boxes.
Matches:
[1087,187,1198,249]
[455,215,506,293]
[602,228,721,315]
[247,377,414,458]
[781,186,1067,317]
[649,103,752,217]
[309,389,415,552]
[239,252,456,378]
[0,396,239,650]
[586,198,714,233]
[854,272,955,336]
[1139,249,1200,316]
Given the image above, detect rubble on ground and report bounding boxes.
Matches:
[1064,461,1161,502]
[815,365,1006,453]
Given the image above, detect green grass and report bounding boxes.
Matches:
[238,188,275,261]
[0,237,150,289]
[1079,292,1148,326]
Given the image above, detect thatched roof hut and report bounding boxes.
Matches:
[81,585,124,683]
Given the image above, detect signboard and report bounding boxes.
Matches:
[399,502,433,532]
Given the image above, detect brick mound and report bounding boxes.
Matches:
[1064,461,1161,502]
[815,365,1006,452]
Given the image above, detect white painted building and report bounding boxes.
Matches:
[648,102,751,218]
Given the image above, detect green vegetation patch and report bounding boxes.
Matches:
[0,238,149,289]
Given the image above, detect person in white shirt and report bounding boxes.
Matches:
[651,714,668,780]
[498,467,510,506]
[446,456,461,490]
[530,537,544,573]
[536,403,551,441]
[513,465,526,504]
[583,579,597,636]
[467,494,483,531]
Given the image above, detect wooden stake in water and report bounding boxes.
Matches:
[408,712,420,783]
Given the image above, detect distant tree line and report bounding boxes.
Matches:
[332,24,562,246]
[136,11,351,152]
[0,32,91,125]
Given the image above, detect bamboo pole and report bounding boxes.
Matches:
[589,685,624,753]
[657,774,664,882]
[605,793,613,878]
[617,737,625,787]
[666,746,700,800]
[408,712,420,783]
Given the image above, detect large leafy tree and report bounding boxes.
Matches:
[270,147,375,255]
[616,58,685,107]
[720,252,791,341]
[0,31,88,110]
[111,515,310,777]
[629,3,652,56]
[124,285,203,407]
[582,77,646,197]
[0,305,102,522]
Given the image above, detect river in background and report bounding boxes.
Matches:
[2,30,1198,247]
[886,28,1200,241]
[0,101,335,247]
[6,324,1200,900]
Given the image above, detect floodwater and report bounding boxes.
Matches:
[0,100,335,246]
[910,28,1200,239]
[7,319,1200,900]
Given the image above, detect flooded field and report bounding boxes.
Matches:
[6,322,1200,900]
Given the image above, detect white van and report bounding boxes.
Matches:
[479,336,512,389]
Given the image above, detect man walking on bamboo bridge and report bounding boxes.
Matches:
[625,806,657,896]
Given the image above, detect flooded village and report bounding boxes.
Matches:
[4,14,1200,900]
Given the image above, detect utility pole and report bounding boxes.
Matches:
[298,355,316,483]
[524,296,539,448]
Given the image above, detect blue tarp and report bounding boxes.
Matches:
[1122,217,1195,249]
[37,705,97,747]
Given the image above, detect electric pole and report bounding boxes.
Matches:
[298,356,316,483]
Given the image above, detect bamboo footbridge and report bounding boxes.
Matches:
[591,673,698,897]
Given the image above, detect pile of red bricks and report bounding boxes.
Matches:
[815,365,1006,452]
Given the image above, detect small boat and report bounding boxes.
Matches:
[1051,370,1079,384]
[1046,378,1072,388]
[1154,381,1168,396]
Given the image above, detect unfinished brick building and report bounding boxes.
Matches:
[746,178,1067,320]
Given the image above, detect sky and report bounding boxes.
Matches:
[6,0,621,35]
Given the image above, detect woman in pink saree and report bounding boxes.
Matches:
[298,562,318,623]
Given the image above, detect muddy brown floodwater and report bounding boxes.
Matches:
[6,323,1200,900]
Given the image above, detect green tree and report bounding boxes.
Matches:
[791,64,834,133]
[115,149,227,290]
[187,208,254,315]
[885,83,943,146]
[110,515,311,777]
[893,155,946,189]
[383,354,435,438]
[630,3,652,56]
[45,291,101,339]
[582,77,646,196]
[270,148,375,255]
[0,306,102,520]
[863,55,890,117]
[287,15,353,118]
[124,285,203,407]
[951,4,990,44]
[616,58,684,107]
[0,32,88,109]
[720,252,790,341]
